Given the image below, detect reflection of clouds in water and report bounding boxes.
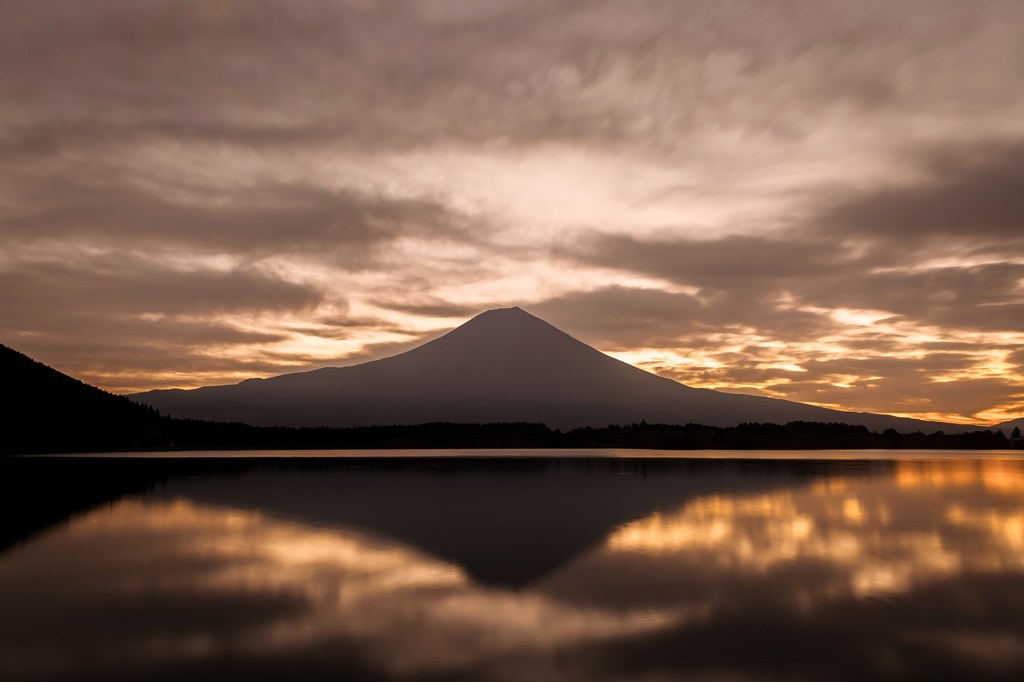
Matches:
[3,460,1023,681]
[0,499,683,678]
[607,460,1024,600]
[908,632,1024,667]
[946,505,1024,564]
[895,459,1024,492]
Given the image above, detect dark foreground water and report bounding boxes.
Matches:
[1,451,1023,681]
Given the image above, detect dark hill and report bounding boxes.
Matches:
[0,344,172,455]
[996,417,1024,437]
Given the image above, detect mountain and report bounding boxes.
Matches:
[0,344,172,454]
[996,417,1024,436]
[131,307,974,433]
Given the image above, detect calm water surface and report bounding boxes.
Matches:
[1,451,1023,681]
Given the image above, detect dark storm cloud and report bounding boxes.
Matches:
[570,134,1024,335]
[0,258,322,318]
[368,298,493,319]
[1,181,473,264]
[565,233,864,336]
[568,229,1023,418]
[0,0,622,152]
[804,263,1024,333]
[563,149,1024,418]
[533,286,704,348]
[570,234,852,286]
[0,0,600,150]
[532,285,840,350]
[816,139,1024,245]
[0,119,330,161]
[4,0,1024,156]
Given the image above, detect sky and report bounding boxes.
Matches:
[1,0,1023,425]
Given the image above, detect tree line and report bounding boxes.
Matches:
[6,415,1019,455]
[4,343,1019,455]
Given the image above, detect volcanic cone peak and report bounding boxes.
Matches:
[132,307,968,433]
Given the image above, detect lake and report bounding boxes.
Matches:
[2,451,1023,681]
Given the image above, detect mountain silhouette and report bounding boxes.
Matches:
[132,307,969,432]
[0,344,172,455]
[997,417,1024,436]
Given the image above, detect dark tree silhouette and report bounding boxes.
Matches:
[2,342,1021,455]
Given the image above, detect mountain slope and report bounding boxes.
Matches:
[0,344,172,454]
[996,418,1024,436]
[132,307,972,433]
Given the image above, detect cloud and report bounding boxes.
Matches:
[5,0,1024,157]
[804,264,1024,333]
[566,137,1024,339]
[570,234,851,286]
[532,286,704,348]
[1,179,477,266]
[0,258,322,318]
[1,0,1022,421]
[815,139,1024,246]
[1009,349,1024,373]
[767,376,1024,420]
[366,297,494,320]
[0,255,328,390]
[559,164,1024,419]
[532,285,841,350]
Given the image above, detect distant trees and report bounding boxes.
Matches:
[7,416,1023,455]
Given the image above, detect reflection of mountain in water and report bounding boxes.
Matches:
[2,457,832,585]
[2,457,1024,682]
[155,460,816,587]
[0,497,690,681]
